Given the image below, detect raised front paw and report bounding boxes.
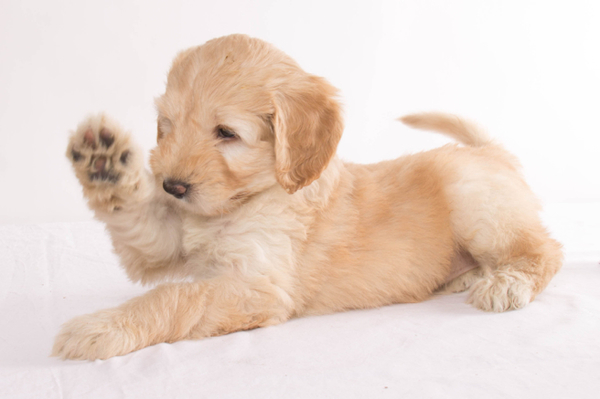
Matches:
[67,114,145,211]
[52,309,143,360]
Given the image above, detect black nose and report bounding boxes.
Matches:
[163,180,189,199]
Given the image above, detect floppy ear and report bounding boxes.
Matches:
[272,75,344,194]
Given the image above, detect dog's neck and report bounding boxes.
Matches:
[294,156,344,209]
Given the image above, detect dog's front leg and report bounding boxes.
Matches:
[67,114,185,282]
[52,277,293,360]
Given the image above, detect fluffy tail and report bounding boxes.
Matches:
[399,112,492,147]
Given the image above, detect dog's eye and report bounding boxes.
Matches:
[216,125,238,140]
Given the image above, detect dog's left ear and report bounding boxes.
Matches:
[272,75,343,194]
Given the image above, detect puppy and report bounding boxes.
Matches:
[53,34,562,360]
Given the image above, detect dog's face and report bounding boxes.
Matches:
[149,35,344,216]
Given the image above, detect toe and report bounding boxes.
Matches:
[119,150,130,165]
[83,129,97,149]
[71,148,83,162]
[99,128,115,148]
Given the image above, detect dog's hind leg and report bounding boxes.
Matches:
[445,152,563,312]
[401,112,563,311]
[464,226,563,312]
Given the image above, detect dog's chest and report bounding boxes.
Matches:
[180,209,309,277]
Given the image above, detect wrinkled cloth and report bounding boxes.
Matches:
[0,217,598,399]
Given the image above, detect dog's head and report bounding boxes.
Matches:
[149,34,343,216]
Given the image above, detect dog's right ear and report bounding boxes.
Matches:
[156,116,172,142]
[272,75,344,194]
[155,95,173,143]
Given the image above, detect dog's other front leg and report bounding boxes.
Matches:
[52,277,293,360]
[67,114,184,283]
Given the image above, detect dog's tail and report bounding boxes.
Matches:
[399,112,492,147]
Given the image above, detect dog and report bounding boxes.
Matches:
[53,34,562,360]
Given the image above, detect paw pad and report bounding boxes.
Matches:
[83,129,96,149]
[120,150,130,165]
[99,128,114,148]
[71,149,83,162]
[88,155,119,182]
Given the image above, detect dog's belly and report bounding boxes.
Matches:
[296,158,458,315]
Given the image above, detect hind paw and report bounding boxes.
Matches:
[467,270,533,312]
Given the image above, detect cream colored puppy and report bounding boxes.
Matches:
[53,34,562,360]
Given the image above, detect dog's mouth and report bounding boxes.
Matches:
[229,191,253,203]
[160,182,252,217]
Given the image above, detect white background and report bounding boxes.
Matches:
[1,3,599,397]
[1,0,599,224]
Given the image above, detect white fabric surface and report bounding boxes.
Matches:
[1,208,599,398]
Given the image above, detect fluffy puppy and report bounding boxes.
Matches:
[53,34,562,360]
